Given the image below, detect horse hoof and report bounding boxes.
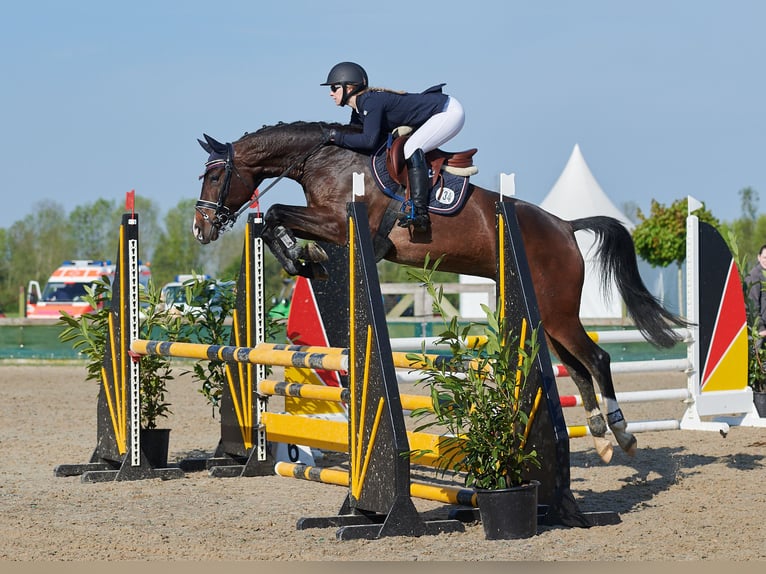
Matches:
[622,435,637,457]
[593,437,613,464]
[311,262,329,281]
[306,242,329,262]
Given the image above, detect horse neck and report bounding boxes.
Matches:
[237,128,324,184]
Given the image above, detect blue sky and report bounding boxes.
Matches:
[2,1,764,229]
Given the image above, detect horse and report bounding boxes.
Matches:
[192,120,688,464]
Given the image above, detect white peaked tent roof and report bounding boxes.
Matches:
[540,144,632,320]
[541,144,633,230]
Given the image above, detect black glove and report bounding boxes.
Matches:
[321,126,338,145]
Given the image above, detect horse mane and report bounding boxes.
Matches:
[238,120,361,146]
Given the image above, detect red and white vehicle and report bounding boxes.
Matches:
[26,259,151,320]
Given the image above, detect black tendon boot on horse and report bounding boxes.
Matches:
[398,148,430,232]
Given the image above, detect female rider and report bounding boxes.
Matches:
[321,61,465,232]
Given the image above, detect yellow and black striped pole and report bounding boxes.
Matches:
[130,339,349,372]
[275,462,477,508]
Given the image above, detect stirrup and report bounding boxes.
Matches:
[397,200,414,228]
[397,213,414,228]
[397,210,430,231]
[411,212,430,232]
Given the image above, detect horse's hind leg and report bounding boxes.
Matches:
[550,336,637,461]
[577,341,637,457]
[550,340,613,462]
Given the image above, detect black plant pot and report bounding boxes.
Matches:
[140,428,171,469]
[475,480,540,540]
[753,391,766,418]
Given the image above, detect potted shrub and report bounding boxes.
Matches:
[134,278,185,466]
[406,257,542,540]
[59,278,181,467]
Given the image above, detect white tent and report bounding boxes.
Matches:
[540,144,634,321]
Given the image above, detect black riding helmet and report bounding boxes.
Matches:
[321,62,368,106]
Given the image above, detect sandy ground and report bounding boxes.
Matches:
[1,363,765,562]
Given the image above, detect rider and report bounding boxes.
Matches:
[320,61,465,232]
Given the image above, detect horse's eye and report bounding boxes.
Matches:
[210,174,220,183]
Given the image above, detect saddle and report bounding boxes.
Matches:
[385,127,479,188]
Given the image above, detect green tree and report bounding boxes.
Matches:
[2,201,75,313]
[69,198,119,260]
[633,197,719,312]
[633,198,719,267]
[721,187,766,272]
[151,199,209,287]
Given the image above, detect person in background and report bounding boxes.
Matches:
[747,244,766,344]
[321,61,465,232]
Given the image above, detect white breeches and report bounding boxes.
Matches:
[403,96,465,159]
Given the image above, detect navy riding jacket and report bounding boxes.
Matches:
[334,84,449,153]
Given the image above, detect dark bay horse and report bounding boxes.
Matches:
[192,121,687,463]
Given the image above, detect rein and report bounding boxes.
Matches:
[196,138,326,232]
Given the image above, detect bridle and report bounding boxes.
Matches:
[195,136,327,232]
[195,142,247,231]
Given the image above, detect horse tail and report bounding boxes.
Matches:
[571,216,689,349]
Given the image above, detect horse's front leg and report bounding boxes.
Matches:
[265,203,348,243]
[261,224,328,280]
[261,204,346,279]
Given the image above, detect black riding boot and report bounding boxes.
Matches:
[399,148,430,232]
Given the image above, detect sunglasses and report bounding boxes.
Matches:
[330,84,342,92]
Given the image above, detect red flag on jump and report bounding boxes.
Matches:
[250,188,261,213]
[126,189,135,215]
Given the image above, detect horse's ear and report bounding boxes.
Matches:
[203,133,228,154]
[198,137,213,154]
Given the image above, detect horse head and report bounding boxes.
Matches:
[193,133,261,244]
[193,124,338,244]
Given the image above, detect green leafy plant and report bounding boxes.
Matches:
[174,276,237,411]
[175,276,281,414]
[633,198,719,268]
[406,255,542,490]
[58,279,111,384]
[59,278,182,429]
[137,279,183,428]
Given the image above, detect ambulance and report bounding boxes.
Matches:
[26,259,151,320]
